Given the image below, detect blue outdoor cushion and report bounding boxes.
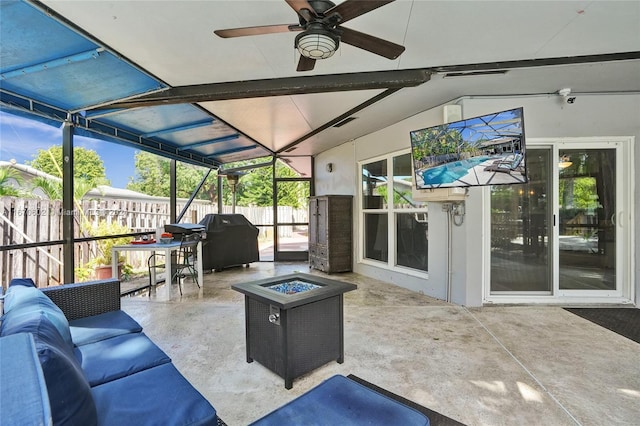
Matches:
[74,332,171,386]
[0,333,52,426]
[250,375,430,426]
[3,282,42,311]
[69,310,143,346]
[1,284,73,349]
[91,363,217,426]
[9,277,37,287]
[1,312,97,426]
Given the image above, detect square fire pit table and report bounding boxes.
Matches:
[232,273,356,389]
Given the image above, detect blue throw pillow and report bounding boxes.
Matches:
[3,284,40,312]
[2,285,72,347]
[3,284,46,312]
[9,278,37,288]
[1,312,98,426]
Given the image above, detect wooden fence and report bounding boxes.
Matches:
[0,198,65,287]
[0,197,307,288]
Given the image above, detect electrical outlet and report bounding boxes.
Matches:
[452,202,465,216]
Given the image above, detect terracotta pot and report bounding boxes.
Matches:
[94,264,122,280]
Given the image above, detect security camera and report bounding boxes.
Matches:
[558,88,571,97]
[557,88,575,105]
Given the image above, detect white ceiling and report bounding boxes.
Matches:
[40,0,640,171]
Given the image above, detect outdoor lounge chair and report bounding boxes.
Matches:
[484,153,524,174]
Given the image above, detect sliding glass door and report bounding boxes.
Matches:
[490,148,552,293]
[557,147,616,292]
[489,140,629,301]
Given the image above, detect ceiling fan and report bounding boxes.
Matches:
[214,0,405,71]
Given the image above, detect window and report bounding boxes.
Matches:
[360,151,428,272]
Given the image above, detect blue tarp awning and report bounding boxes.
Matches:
[0,0,272,168]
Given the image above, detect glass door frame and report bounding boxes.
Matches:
[488,145,554,296]
[554,139,626,298]
[484,136,634,304]
[273,176,312,262]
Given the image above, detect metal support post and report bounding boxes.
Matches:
[170,159,177,223]
[62,122,74,284]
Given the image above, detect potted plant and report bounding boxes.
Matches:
[84,221,133,280]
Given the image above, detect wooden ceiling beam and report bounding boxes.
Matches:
[90,51,640,111]
[92,69,431,109]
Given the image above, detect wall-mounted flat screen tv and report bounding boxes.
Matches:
[410,107,527,189]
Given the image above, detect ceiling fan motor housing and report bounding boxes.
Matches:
[308,0,337,17]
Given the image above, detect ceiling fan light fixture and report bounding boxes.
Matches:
[295,28,339,59]
[558,155,573,169]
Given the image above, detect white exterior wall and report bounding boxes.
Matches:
[314,141,356,196]
[315,94,639,307]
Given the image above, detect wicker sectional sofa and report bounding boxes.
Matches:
[0,278,218,426]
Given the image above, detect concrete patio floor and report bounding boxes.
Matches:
[120,262,640,426]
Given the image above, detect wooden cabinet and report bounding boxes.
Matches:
[309,195,353,273]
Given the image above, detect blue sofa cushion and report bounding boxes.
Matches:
[0,312,98,426]
[91,363,217,426]
[9,277,37,287]
[3,281,41,310]
[250,375,430,426]
[75,332,171,386]
[2,284,73,347]
[69,310,143,346]
[0,333,52,426]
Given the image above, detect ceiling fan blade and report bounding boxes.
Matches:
[285,0,318,22]
[214,24,301,38]
[339,27,405,59]
[326,0,395,24]
[297,55,316,72]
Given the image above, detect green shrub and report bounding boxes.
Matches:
[84,220,133,266]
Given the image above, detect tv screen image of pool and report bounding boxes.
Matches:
[410,107,528,189]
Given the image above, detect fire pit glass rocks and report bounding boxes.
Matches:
[267,280,321,294]
[232,273,356,389]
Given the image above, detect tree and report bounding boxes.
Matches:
[127,151,169,196]
[27,145,109,187]
[236,166,272,207]
[128,153,308,208]
[0,166,24,197]
[31,176,61,200]
[411,126,464,161]
[127,151,217,201]
[237,161,308,208]
[31,176,96,202]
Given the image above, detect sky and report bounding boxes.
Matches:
[0,111,136,188]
